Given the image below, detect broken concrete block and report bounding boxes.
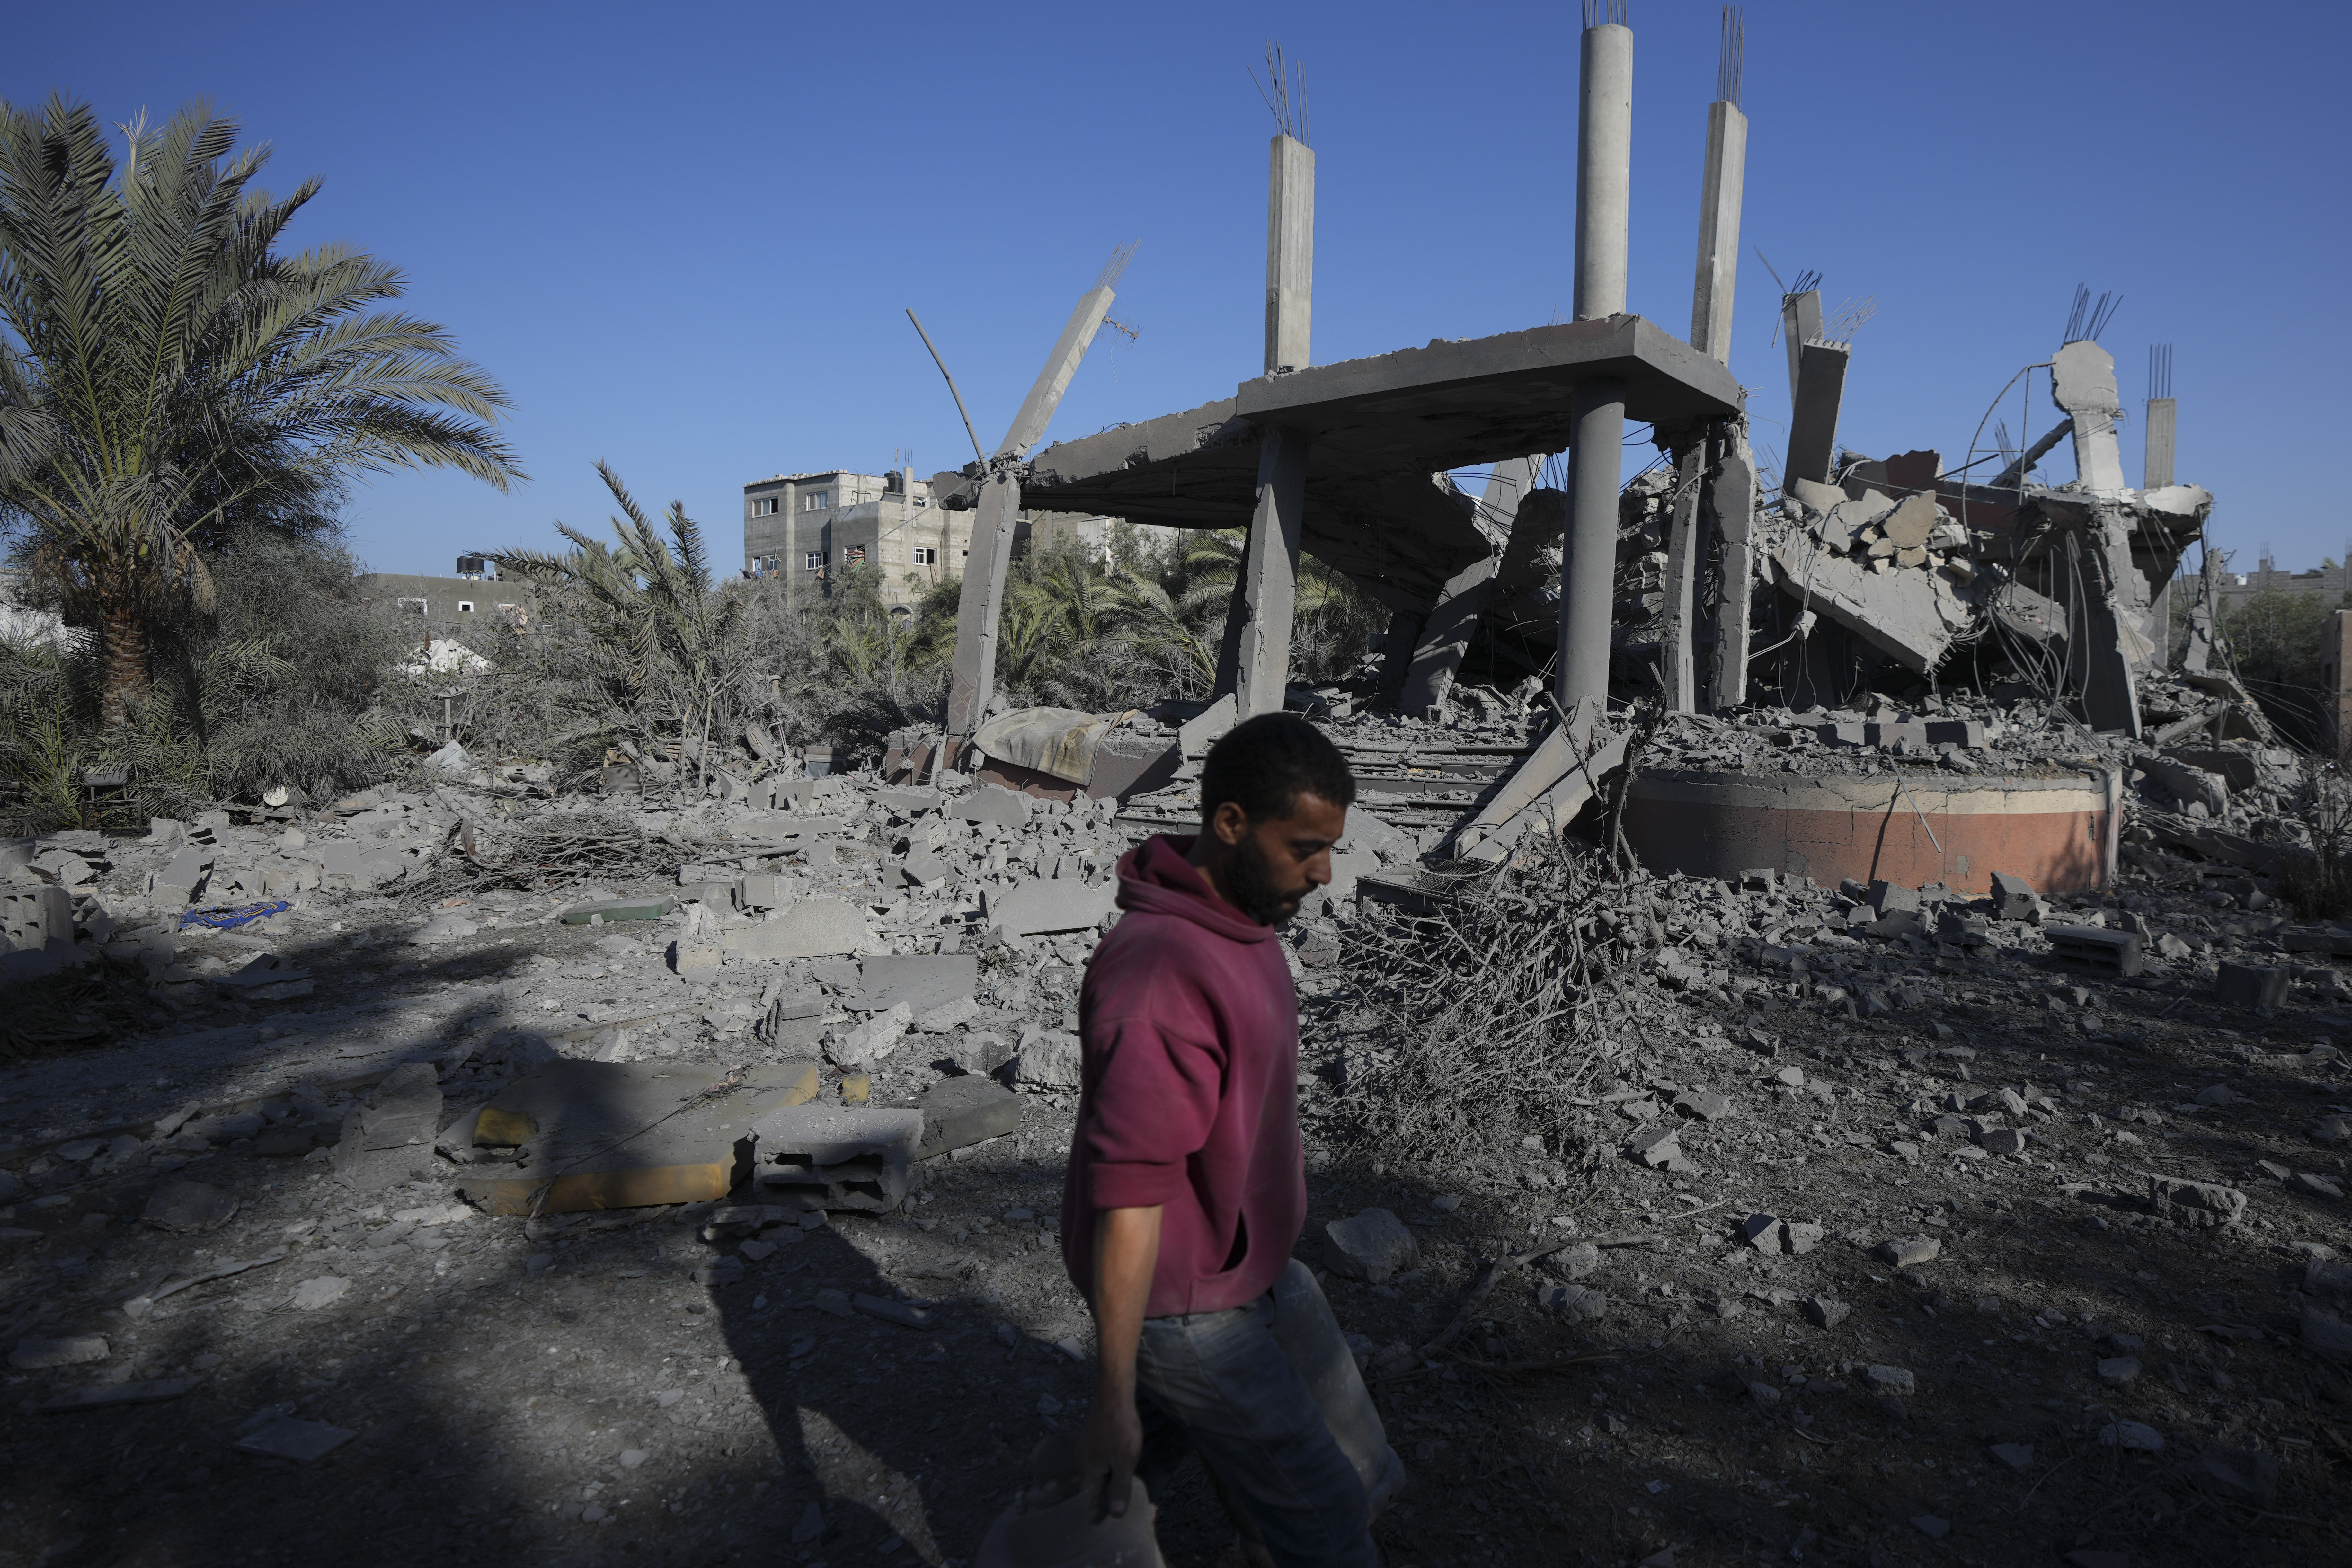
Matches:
[2047,925,2143,978]
[1867,880,1920,917]
[1977,1127,2028,1157]
[1323,1208,1419,1283]
[331,1062,443,1192]
[2096,1356,2141,1385]
[1536,1283,1608,1321]
[1013,1029,1082,1091]
[669,937,723,978]
[2214,961,2289,1012]
[2313,1115,2352,1146]
[739,873,789,910]
[1177,693,1238,760]
[982,878,1118,938]
[916,1074,1022,1158]
[1986,871,2036,921]
[913,993,980,1034]
[559,895,675,924]
[951,787,1031,829]
[948,1031,1014,1076]
[1673,1088,1732,1121]
[10,1334,109,1369]
[724,898,875,961]
[1626,1125,1683,1168]
[290,1276,351,1311]
[856,954,979,1017]
[1803,1297,1850,1329]
[748,1103,922,1212]
[1738,1213,1781,1251]
[1783,1221,1823,1254]
[831,1003,911,1071]
[464,1059,819,1215]
[2302,1305,2352,1359]
[1876,1236,1941,1268]
[1548,1241,1602,1280]
[1863,1364,1917,1396]
[2137,753,2230,816]
[2150,1176,2246,1228]
[235,1414,357,1463]
[143,1180,238,1234]
[2180,1446,2276,1507]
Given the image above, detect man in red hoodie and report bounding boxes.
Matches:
[1059,713,1379,1567]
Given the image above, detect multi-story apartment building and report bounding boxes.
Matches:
[354,556,535,633]
[743,469,1114,609]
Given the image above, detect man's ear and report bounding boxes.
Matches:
[1208,800,1251,847]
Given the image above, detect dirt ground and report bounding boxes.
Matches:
[5,867,2352,1568]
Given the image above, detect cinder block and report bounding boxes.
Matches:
[952,787,1031,829]
[1987,871,2036,921]
[2048,925,2143,978]
[748,1103,922,1212]
[917,1074,1022,1158]
[0,884,73,951]
[2215,961,2289,1012]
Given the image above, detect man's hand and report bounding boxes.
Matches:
[1073,1381,1144,1520]
[1081,1204,1163,1521]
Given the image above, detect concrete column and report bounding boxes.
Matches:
[1555,379,1625,711]
[783,481,800,607]
[2184,552,2218,674]
[1705,429,1759,710]
[944,473,1022,735]
[1781,290,1822,403]
[1574,22,1634,321]
[2143,396,2176,489]
[1655,438,1707,712]
[1265,134,1314,374]
[2052,340,2127,494]
[1784,341,1849,488]
[1233,428,1312,719]
[1688,99,1747,363]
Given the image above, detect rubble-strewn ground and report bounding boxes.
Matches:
[4,738,2351,1568]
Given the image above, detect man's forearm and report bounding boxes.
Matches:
[1091,1205,1163,1400]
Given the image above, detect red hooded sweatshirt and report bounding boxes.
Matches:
[1059,833,1304,1319]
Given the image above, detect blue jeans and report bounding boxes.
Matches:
[1132,1287,1379,1568]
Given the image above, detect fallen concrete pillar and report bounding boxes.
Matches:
[1781,289,1822,402]
[2053,339,2127,494]
[1453,697,1601,858]
[2184,550,2219,673]
[1704,429,1759,711]
[2063,506,2150,737]
[1575,18,1634,322]
[1557,382,1626,711]
[1783,340,1849,489]
[1233,427,1311,719]
[1398,456,1536,714]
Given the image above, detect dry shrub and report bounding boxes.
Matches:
[398,807,689,907]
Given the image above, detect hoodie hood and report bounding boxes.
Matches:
[1114,834,1275,944]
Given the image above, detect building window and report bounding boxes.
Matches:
[397,597,427,616]
[751,497,778,517]
[844,545,866,565]
[804,552,825,571]
[802,491,830,511]
[457,601,475,614]
[912,546,937,565]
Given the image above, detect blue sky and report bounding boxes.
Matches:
[13,0,2348,577]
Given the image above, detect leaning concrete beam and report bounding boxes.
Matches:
[1233,427,1312,719]
[2051,339,2127,495]
[2184,552,2219,674]
[945,474,1022,736]
[1688,100,1747,364]
[1705,430,1759,710]
[1454,698,1602,858]
[1780,290,1823,403]
[2071,504,2151,737]
[1783,340,1849,489]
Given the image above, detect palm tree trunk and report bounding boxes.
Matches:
[101,601,150,730]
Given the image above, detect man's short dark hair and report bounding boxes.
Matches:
[1200,713,1355,823]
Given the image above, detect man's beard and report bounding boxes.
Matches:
[1226,832,1310,926]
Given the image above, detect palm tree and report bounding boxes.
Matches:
[494,463,751,789]
[0,95,521,726]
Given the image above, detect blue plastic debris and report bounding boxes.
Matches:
[179,900,292,931]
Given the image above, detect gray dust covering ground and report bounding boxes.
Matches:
[4,738,2351,1568]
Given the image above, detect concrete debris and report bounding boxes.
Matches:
[1323,1209,1419,1283]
